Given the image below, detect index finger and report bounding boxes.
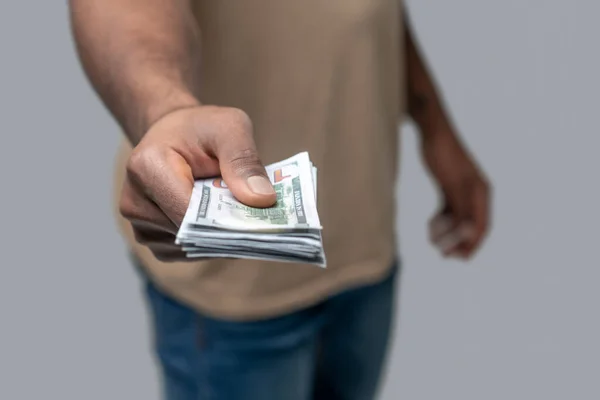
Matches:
[127,147,194,227]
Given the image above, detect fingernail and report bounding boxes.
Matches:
[247,176,275,195]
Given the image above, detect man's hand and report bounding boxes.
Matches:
[69,1,277,261]
[422,132,491,259]
[119,106,277,261]
[402,11,491,259]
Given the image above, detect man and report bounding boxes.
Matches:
[69,1,490,399]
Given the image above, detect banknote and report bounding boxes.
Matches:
[176,152,325,266]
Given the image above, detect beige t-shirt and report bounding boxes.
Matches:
[113,0,406,320]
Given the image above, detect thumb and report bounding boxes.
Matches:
[213,124,277,208]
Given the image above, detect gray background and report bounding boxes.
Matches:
[0,0,598,399]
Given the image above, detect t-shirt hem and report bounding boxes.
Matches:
[141,252,399,321]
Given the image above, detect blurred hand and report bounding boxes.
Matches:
[422,132,491,259]
[119,106,277,261]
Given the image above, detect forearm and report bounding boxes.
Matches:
[404,15,453,137]
[69,0,201,143]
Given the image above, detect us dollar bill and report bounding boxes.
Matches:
[179,152,320,231]
[176,152,325,267]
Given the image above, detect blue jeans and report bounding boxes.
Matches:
[143,264,398,400]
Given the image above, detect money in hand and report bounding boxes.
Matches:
[176,152,326,267]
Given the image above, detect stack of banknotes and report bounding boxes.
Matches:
[176,152,326,267]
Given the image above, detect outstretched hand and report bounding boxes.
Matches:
[119,106,277,261]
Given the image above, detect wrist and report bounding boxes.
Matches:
[140,91,200,139]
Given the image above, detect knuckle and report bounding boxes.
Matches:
[125,148,148,182]
[229,147,261,164]
[228,148,264,174]
[118,196,136,220]
[126,146,163,184]
[118,180,144,221]
[225,107,253,133]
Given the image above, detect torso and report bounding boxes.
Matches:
[113,0,406,320]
